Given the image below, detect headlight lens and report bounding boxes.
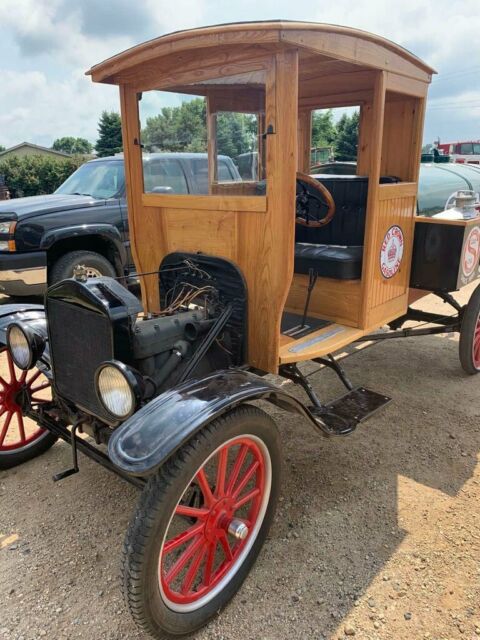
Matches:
[7,322,46,370]
[7,324,33,369]
[0,221,13,234]
[96,362,137,419]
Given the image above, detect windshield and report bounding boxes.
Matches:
[55,161,125,199]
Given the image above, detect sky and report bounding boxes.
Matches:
[0,0,479,150]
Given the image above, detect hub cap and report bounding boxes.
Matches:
[473,312,480,369]
[0,349,51,452]
[72,266,102,279]
[159,435,271,612]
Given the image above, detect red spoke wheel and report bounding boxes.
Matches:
[0,347,56,470]
[459,283,480,375]
[122,405,281,638]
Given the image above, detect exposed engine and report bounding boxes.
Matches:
[43,252,247,425]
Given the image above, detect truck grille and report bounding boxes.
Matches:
[47,298,113,418]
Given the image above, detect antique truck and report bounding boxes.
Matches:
[1,21,480,639]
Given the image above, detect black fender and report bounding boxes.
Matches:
[0,303,51,375]
[40,224,127,265]
[108,369,328,477]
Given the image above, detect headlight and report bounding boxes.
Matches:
[7,322,46,370]
[95,361,143,420]
[0,220,17,251]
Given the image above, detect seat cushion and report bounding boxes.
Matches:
[294,243,363,280]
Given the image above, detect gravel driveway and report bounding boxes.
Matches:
[1,285,479,640]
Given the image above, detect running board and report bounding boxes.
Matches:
[310,387,391,436]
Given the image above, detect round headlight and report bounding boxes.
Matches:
[95,361,141,420]
[6,322,44,370]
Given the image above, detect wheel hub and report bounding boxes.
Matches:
[204,497,236,543]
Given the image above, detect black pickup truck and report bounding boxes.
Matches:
[0,153,241,296]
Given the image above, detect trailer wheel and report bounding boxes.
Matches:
[122,405,282,638]
[459,283,480,375]
[0,348,55,470]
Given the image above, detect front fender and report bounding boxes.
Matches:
[41,224,127,264]
[108,369,326,477]
[0,303,51,374]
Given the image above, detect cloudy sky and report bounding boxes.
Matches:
[0,0,479,149]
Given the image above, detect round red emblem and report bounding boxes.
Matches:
[380,225,404,279]
[462,226,480,278]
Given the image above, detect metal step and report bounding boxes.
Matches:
[310,386,391,436]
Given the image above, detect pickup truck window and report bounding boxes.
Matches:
[55,161,125,199]
[144,158,189,194]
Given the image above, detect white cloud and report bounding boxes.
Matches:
[0,0,478,147]
[0,69,118,147]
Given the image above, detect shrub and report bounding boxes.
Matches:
[0,155,84,198]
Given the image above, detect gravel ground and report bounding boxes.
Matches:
[1,285,479,640]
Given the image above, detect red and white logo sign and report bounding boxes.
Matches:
[462,226,480,278]
[380,225,404,279]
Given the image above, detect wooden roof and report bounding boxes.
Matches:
[86,21,436,87]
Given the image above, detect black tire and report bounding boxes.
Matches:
[459,283,480,375]
[0,348,57,470]
[49,250,116,284]
[122,405,282,639]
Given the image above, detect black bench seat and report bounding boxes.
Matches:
[294,243,363,280]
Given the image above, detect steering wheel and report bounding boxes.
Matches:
[295,172,336,227]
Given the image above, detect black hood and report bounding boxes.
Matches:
[0,193,108,220]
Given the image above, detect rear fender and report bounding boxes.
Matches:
[0,303,51,374]
[108,369,326,477]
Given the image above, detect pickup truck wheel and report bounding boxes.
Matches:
[49,250,116,284]
[0,348,56,470]
[122,405,282,638]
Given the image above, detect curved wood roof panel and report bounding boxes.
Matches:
[86,21,435,85]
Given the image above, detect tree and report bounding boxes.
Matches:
[95,111,123,157]
[0,145,5,153]
[311,110,336,148]
[52,136,93,155]
[141,98,256,157]
[0,155,84,198]
[335,111,360,161]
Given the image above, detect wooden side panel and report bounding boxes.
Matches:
[285,275,361,327]
[365,193,417,327]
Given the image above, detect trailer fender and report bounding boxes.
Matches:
[0,303,51,374]
[108,369,325,477]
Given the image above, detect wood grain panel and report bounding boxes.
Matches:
[142,193,266,212]
[279,323,364,364]
[286,274,361,327]
[364,194,417,328]
[163,208,237,260]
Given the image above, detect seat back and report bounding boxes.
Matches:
[295,175,398,246]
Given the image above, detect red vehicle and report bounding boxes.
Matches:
[437,140,480,164]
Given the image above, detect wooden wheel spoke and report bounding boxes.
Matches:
[7,355,16,382]
[16,411,26,442]
[181,544,208,595]
[164,535,204,585]
[26,370,42,388]
[0,411,13,445]
[203,541,216,587]
[163,522,204,555]
[215,447,228,497]
[219,530,233,561]
[225,444,248,495]
[196,468,215,507]
[175,504,209,520]
[234,487,261,511]
[232,461,260,499]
